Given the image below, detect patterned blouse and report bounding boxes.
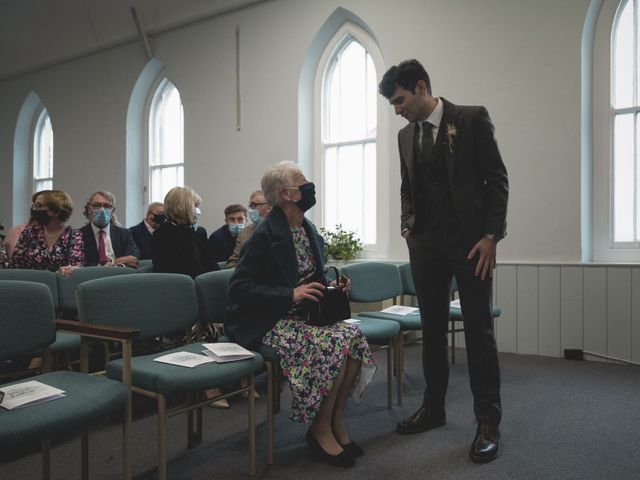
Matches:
[9,224,85,271]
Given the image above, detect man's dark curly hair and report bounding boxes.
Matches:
[378,59,432,98]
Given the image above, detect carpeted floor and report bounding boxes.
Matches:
[2,343,640,479]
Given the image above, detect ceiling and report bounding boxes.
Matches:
[0,0,269,81]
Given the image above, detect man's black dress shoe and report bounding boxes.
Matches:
[306,428,355,468]
[469,417,500,463]
[396,406,446,435]
[340,440,364,457]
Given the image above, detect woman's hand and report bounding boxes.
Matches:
[292,282,325,303]
[58,265,79,277]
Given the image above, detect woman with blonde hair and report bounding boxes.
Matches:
[152,186,218,277]
[9,190,84,276]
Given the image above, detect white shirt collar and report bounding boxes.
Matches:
[90,222,110,236]
[418,97,443,131]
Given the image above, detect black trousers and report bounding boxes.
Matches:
[407,226,502,423]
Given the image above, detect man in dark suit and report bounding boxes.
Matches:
[80,190,140,267]
[379,60,508,463]
[130,202,166,260]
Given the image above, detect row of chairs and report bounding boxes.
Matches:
[0,262,501,479]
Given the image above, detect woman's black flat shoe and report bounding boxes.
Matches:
[306,428,355,468]
[340,441,364,458]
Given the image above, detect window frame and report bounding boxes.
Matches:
[32,106,53,193]
[146,76,185,204]
[313,22,388,258]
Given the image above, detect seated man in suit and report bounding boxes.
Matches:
[225,190,272,269]
[208,203,247,263]
[130,202,166,260]
[80,190,140,267]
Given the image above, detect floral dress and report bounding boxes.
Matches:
[262,227,376,423]
[9,224,84,271]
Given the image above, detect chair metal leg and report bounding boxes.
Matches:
[248,375,256,477]
[81,427,89,480]
[41,439,51,480]
[158,394,168,480]
[387,345,393,409]
[122,340,133,480]
[265,362,274,465]
[396,333,404,406]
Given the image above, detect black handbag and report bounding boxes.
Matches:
[305,266,351,327]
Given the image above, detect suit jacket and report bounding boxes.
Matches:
[80,223,140,266]
[130,221,153,260]
[226,207,326,348]
[398,98,508,246]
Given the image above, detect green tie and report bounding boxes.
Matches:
[421,121,434,162]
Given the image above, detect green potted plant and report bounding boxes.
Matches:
[320,224,363,263]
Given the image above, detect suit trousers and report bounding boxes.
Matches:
[407,225,502,423]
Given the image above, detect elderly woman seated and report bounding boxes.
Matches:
[9,189,84,276]
[226,161,375,468]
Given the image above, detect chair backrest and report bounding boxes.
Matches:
[194,269,234,325]
[137,265,153,273]
[217,261,227,270]
[138,259,153,268]
[0,280,56,359]
[398,263,415,296]
[0,269,59,310]
[56,266,136,319]
[76,273,198,340]
[341,262,403,303]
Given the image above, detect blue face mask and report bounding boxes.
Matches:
[247,209,260,224]
[92,208,111,228]
[228,223,245,237]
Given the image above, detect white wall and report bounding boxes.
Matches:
[0,0,591,263]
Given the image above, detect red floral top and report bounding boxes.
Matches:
[9,224,84,272]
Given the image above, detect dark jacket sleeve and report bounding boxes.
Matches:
[116,226,140,259]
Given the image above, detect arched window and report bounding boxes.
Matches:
[611,0,638,245]
[318,26,386,252]
[33,108,53,192]
[148,78,183,203]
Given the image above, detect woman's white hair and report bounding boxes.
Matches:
[261,161,302,206]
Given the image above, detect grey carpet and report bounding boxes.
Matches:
[1,343,639,479]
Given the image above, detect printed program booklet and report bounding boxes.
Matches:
[0,380,66,410]
[380,305,420,316]
[153,351,217,368]
[202,343,255,363]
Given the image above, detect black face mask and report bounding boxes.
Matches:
[32,209,52,226]
[296,182,317,212]
[152,213,167,225]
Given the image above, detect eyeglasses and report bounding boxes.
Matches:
[90,202,114,210]
[249,202,267,209]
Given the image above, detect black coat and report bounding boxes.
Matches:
[226,206,326,348]
[152,221,219,278]
[208,225,235,262]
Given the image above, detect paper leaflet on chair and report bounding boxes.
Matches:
[0,380,66,410]
[450,299,461,308]
[202,343,255,363]
[379,305,419,316]
[153,351,217,368]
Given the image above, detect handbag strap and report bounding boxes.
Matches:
[324,265,341,284]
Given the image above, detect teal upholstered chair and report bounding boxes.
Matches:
[340,262,402,409]
[76,273,264,479]
[137,258,153,268]
[195,269,277,465]
[0,280,132,480]
[344,262,422,405]
[56,266,135,320]
[0,269,79,367]
[136,264,153,273]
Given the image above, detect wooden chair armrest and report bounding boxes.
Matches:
[56,319,139,342]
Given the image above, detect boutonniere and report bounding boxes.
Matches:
[446,123,457,153]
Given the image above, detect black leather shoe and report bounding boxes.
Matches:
[469,417,500,463]
[306,428,355,468]
[396,406,446,435]
[340,441,364,457]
